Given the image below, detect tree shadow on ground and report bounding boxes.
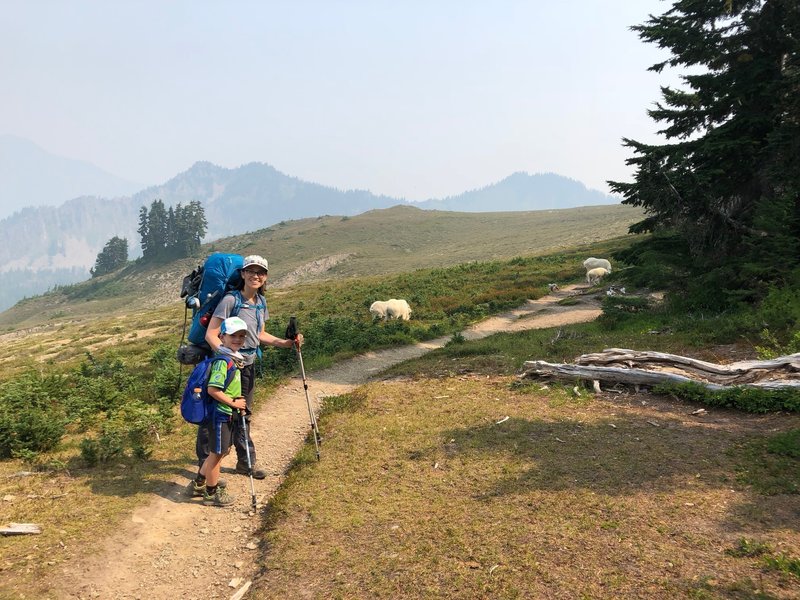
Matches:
[63,454,200,503]
[425,413,799,534]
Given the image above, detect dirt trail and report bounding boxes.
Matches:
[56,284,600,600]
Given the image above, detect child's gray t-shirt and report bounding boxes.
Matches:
[212,293,269,366]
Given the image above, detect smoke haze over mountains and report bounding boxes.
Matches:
[0,138,618,312]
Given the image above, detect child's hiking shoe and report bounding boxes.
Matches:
[186,478,227,498]
[235,462,267,479]
[187,480,206,498]
[202,487,235,507]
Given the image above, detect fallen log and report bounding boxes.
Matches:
[520,360,800,392]
[572,349,800,386]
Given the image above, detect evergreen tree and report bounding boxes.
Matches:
[147,199,168,258]
[166,204,178,255]
[90,236,128,277]
[185,200,207,255]
[138,199,207,261]
[137,206,150,259]
[610,0,800,306]
[169,200,207,258]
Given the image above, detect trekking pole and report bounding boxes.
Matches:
[239,408,258,510]
[285,316,321,461]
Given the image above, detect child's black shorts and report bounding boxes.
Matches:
[206,409,240,455]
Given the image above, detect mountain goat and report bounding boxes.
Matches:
[586,267,609,285]
[369,301,388,319]
[370,299,412,321]
[583,257,612,273]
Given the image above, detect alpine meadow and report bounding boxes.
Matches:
[2,1,800,599]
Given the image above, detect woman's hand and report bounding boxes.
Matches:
[293,333,304,348]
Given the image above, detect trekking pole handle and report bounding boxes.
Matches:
[285,316,298,341]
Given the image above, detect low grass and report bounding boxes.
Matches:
[254,378,800,599]
[735,430,800,495]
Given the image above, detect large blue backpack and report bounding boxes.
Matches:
[185,253,245,346]
[177,252,268,365]
[180,355,237,424]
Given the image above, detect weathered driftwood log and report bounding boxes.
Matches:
[572,349,800,385]
[521,360,800,392]
[1,523,42,536]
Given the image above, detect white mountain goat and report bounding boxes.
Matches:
[586,267,609,285]
[369,301,388,319]
[583,257,612,273]
[370,299,412,321]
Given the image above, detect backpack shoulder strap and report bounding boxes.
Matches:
[254,293,266,333]
[229,290,245,318]
[203,356,220,385]
[228,291,266,333]
[256,293,267,311]
[223,357,237,388]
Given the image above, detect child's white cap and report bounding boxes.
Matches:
[221,316,247,335]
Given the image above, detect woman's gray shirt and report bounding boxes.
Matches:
[212,292,269,366]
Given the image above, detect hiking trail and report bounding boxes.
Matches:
[55,284,600,599]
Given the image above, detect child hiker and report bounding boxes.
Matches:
[191,316,248,506]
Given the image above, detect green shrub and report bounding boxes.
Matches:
[152,362,181,401]
[84,400,170,463]
[0,370,66,410]
[763,553,800,578]
[599,295,652,328]
[446,332,466,346]
[64,377,126,429]
[80,437,100,466]
[94,426,125,463]
[654,382,800,413]
[114,400,167,459]
[756,329,800,359]
[668,309,757,345]
[0,351,176,464]
[755,285,800,333]
[726,538,771,558]
[0,370,68,458]
[0,406,66,458]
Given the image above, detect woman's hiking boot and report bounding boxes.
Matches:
[202,486,235,507]
[235,462,267,479]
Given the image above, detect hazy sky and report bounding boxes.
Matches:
[1,1,676,200]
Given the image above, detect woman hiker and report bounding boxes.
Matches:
[195,254,304,480]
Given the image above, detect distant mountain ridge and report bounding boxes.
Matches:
[418,172,613,211]
[130,161,400,241]
[0,154,619,312]
[0,135,143,219]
